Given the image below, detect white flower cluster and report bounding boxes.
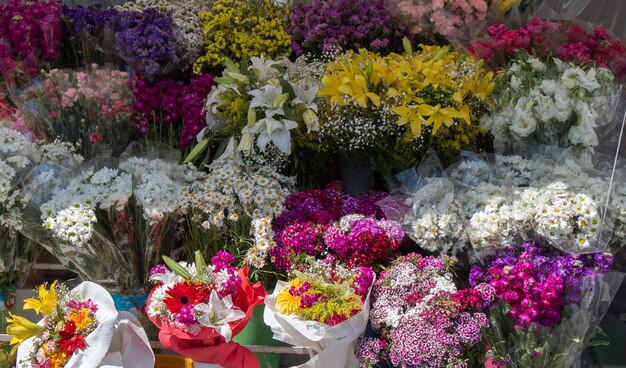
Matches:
[205,56,321,159]
[245,217,276,269]
[43,204,96,247]
[405,179,466,255]
[481,55,618,153]
[181,159,291,229]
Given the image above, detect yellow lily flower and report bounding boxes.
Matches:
[468,72,495,99]
[318,75,346,105]
[67,308,94,330]
[6,313,45,354]
[337,74,381,109]
[418,104,466,134]
[493,0,522,19]
[452,91,472,126]
[23,280,58,315]
[392,104,428,137]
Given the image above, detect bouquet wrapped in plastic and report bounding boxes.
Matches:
[265,256,375,368]
[14,65,135,159]
[18,154,199,296]
[470,241,622,367]
[356,253,491,368]
[9,281,153,368]
[147,251,265,368]
[480,53,620,156]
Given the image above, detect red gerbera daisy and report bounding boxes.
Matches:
[56,322,87,356]
[164,282,208,313]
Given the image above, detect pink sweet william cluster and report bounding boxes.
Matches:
[469,17,626,79]
[469,241,613,328]
[356,254,492,368]
[394,0,488,36]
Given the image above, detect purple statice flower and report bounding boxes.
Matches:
[287,0,406,56]
[113,8,179,78]
[178,72,214,148]
[62,4,119,44]
[0,0,62,76]
[175,304,197,324]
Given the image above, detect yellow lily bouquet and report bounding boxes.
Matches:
[317,40,494,173]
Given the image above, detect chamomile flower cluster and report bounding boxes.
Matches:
[180,159,292,229]
[245,217,276,269]
[481,54,618,154]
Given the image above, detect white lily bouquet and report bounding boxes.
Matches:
[481,53,620,156]
[18,154,199,296]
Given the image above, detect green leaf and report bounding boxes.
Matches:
[272,92,291,108]
[224,57,239,74]
[365,62,373,81]
[433,46,449,62]
[194,251,206,270]
[226,72,250,84]
[183,138,210,164]
[163,255,191,280]
[402,37,413,55]
[215,76,236,85]
[293,270,309,281]
[279,78,297,100]
[271,64,287,74]
[588,340,610,347]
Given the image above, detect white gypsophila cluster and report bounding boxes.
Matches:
[610,183,626,240]
[117,0,209,67]
[181,159,291,229]
[42,204,96,247]
[244,217,275,269]
[481,55,617,153]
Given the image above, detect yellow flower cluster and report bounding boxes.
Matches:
[318,44,494,139]
[194,0,292,72]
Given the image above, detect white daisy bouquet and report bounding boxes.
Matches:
[481,53,620,156]
[19,155,199,295]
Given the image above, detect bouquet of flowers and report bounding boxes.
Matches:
[318,42,493,173]
[469,241,621,367]
[265,256,375,368]
[14,65,135,159]
[193,0,291,71]
[356,253,491,368]
[0,127,82,319]
[19,155,198,296]
[269,184,393,271]
[287,0,406,57]
[197,55,325,174]
[390,0,489,38]
[9,281,154,368]
[468,18,626,79]
[480,53,620,156]
[179,158,292,285]
[147,251,265,368]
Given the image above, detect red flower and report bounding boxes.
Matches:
[164,282,208,313]
[56,322,87,356]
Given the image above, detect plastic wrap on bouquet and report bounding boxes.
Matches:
[15,281,154,368]
[9,65,135,159]
[264,276,374,368]
[147,261,266,368]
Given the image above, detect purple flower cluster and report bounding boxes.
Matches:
[211,250,241,299]
[270,185,401,271]
[469,241,613,328]
[359,253,491,368]
[287,0,406,56]
[61,4,119,44]
[113,8,179,77]
[131,72,214,148]
[0,0,62,76]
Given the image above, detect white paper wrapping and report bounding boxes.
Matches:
[263,279,373,368]
[16,282,154,368]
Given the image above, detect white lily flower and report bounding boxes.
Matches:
[195,290,246,342]
[249,85,284,109]
[249,56,279,79]
[250,109,298,154]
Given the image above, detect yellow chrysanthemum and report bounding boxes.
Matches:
[67,308,94,330]
[23,280,58,316]
[276,278,303,315]
[6,313,45,354]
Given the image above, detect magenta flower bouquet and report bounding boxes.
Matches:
[470,241,621,367]
[356,253,492,368]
